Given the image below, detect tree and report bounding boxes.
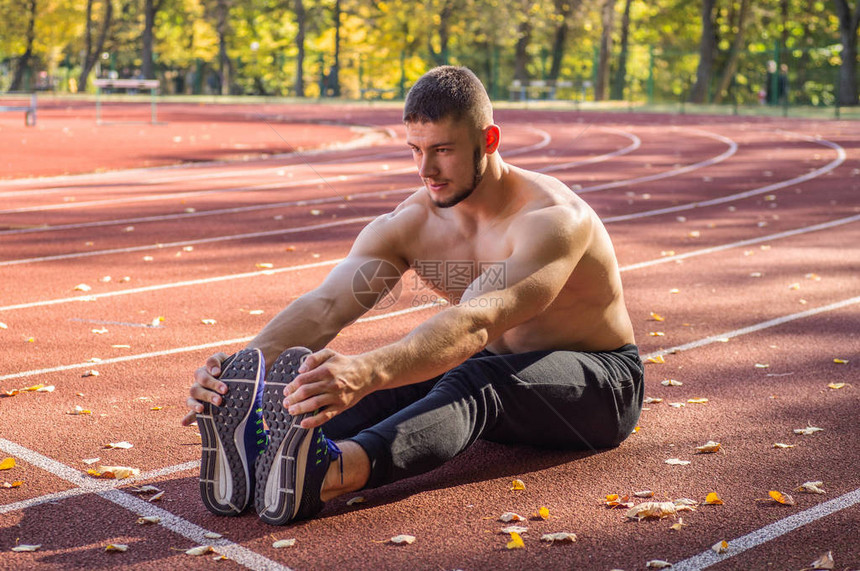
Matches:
[690,0,717,103]
[712,0,751,104]
[513,0,533,82]
[79,0,114,91]
[9,0,37,91]
[548,0,577,82]
[594,0,616,101]
[610,0,632,100]
[833,0,860,105]
[142,0,165,79]
[294,0,306,96]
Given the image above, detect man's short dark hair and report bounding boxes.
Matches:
[403,66,493,130]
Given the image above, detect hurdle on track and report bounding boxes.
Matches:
[0,92,37,126]
[92,79,161,125]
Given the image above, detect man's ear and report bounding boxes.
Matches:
[484,125,501,154]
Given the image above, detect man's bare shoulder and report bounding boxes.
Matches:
[506,166,593,235]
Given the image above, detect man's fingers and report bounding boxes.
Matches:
[298,349,334,374]
[189,383,222,406]
[301,408,337,429]
[180,409,198,426]
[205,352,229,376]
[193,365,227,394]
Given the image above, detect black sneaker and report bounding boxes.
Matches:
[197,348,266,516]
[255,347,343,525]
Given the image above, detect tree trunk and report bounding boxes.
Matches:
[833,0,860,105]
[548,0,576,81]
[216,0,231,95]
[595,0,616,101]
[610,0,632,100]
[513,0,532,82]
[690,0,718,103]
[142,0,159,79]
[294,0,305,96]
[429,0,454,66]
[330,0,341,96]
[10,0,37,91]
[713,0,750,104]
[78,0,113,92]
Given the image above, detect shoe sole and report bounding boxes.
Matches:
[197,348,263,516]
[255,347,312,525]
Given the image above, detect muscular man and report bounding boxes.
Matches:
[183,66,642,526]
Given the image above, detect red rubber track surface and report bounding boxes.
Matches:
[0,102,858,571]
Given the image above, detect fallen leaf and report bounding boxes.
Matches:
[500,512,526,522]
[11,544,41,552]
[633,490,654,498]
[212,554,228,561]
[705,492,723,505]
[796,481,826,495]
[833,358,848,364]
[1,481,23,488]
[272,539,296,548]
[390,535,416,545]
[649,331,665,337]
[695,441,721,454]
[310,209,322,216]
[510,479,526,491]
[711,540,728,553]
[82,457,100,465]
[643,397,663,404]
[203,532,222,539]
[68,405,92,415]
[670,518,687,531]
[105,441,133,449]
[501,525,528,534]
[74,283,92,292]
[255,263,274,269]
[151,406,163,411]
[91,328,108,335]
[0,458,15,470]
[82,370,100,378]
[662,379,682,387]
[149,491,164,502]
[767,490,796,505]
[0,322,7,329]
[669,402,685,408]
[536,506,550,520]
[346,496,365,506]
[773,443,795,449]
[506,532,525,550]
[137,516,161,524]
[826,382,847,390]
[540,532,577,543]
[794,425,824,436]
[200,319,217,325]
[130,485,161,493]
[805,551,835,570]
[649,312,665,321]
[105,544,128,552]
[185,545,214,556]
[647,356,666,364]
[36,385,55,392]
[687,398,709,404]
[605,494,634,509]
[626,501,678,520]
[87,465,140,479]
[646,560,673,568]
[665,458,691,466]
[755,363,770,369]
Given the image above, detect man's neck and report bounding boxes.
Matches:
[445,156,514,227]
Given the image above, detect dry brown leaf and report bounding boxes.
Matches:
[633,490,654,498]
[149,491,165,502]
[626,501,677,520]
[500,512,526,522]
[500,525,528,534]
[643,397,663,404]
[605,494,634,509]
[130,485,161,493]
[649,312,665,322]
[661,379,682,387]
[773,443,795,449]
[687,398,709,404]
[137,516,160,525]
[272,539,296,548]
[390,535,416,545]
[670,518,687,531]
[665,458,691,466]
[827,383,847,390]
[645,560,673,568]
[346,496,365,506]
[540,532,577,543]
[711,540,728,554]
[794,425,824,436]
[805,551,835,570]
[795,481,826,495]
[185,545,214,556]
[105,544,128,552]
[1,481,23,488]
[68,405,92,415]
[203,532,222,539]
[696,441,721,454]
[87,465,140,479]
[11,544,41,552]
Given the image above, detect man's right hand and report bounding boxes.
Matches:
[181,352,230,426]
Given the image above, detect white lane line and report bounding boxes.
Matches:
[577,127,737,193]
[0,258,343,313]
[0,127,550,236]
[672,487,860,571]
[0,217,373,267]
[620,213,860,272]
[4,211,857,314]
[538,127,641,173]
[604,132,845,223]
[0,439,289,570]
[0,303,440,382]
[0,127,551,215]
[641,295,860,361]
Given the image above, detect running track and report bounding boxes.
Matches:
[0,103,858,570]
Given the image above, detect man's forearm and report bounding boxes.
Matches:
[360,305,491,391]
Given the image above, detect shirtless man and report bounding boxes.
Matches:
[182,66,642,526]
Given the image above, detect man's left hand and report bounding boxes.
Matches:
[284,349,373,429]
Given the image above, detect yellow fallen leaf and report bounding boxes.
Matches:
[506,531,525,550]
[151,406,163,411]
[669,288,680,294]
[510,479,525,491]
[649,312,665,322]
[185,545,214,556]
[773,443,795,449]
[255,263,274,269]
[68,405,92,415]
[712,540,728,553]
[755,363,770,368]
[661,379,682,386]
[796,481,826,495]
[35,385,55,392]
[767,490,796,505]
[649,331,665,337]
[390,534,416,545]
[500,512,526,522]
[833,358,848,364]
[705,492,723,505]
[0,458,15,470]
[88,465,140,479]
[21,384,44,392]
[105,544,128,552]
[1,481,23,488]
[11,544,41,552]
[695,441,721,454]
[687,398,709,404]
[272,539,296,548]
[647,355,666,364]
[137,516,161,524]
[536,506,550,520]
[604,494,634,509]
[540,532,576,543]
